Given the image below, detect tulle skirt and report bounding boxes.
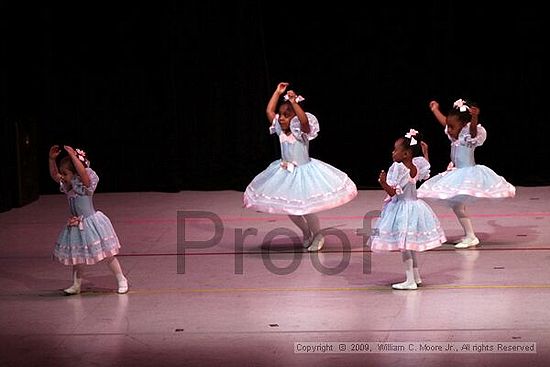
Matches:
[243,158,357,215]
[370,198,446,252]
[417,165,516,205]
[54,210,121,265]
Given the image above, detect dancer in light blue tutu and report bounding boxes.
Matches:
[417,99,515,248]
[48,145,128,295]
[371,130,446,290]
[243,82,357,252]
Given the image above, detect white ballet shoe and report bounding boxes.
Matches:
[391,281,418,290]
[63,273,82,295]
[454,236,480,249]
[307,234,325,252]
[63,283,81,295]
[117,278,129,294]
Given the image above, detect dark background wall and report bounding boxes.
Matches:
[1,2,546,211]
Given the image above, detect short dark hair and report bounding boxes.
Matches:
[448,99,478,124]
[399,132,424,157]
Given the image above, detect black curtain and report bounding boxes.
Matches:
[1,2,547,212]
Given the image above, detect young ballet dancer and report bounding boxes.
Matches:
[243,82,357,252]
[417,99,515,248]
[49,145,129,294]
[370,130,446,290]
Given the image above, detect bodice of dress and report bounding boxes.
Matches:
[446,122,487,168]
[60,167,99,218]
[386,157,431,201]
[68,195,96,218]
[270,112,320,166]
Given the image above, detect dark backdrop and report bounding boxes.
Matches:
[1,2,546,211]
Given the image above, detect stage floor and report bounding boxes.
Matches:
[1,188,550,366]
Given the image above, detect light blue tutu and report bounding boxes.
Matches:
[418,123,515,205]
[243,113,357,215]
[370,157,446,252]
[53,168,121,265]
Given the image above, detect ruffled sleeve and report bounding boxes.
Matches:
[290,112,320,141]
[71,168,99,196]
[269,116,282,135]
[59,181,70,194]
[386,162,410,195]
[412,156,431,181]
[462,122,487,147]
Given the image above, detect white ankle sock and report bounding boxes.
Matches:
[115,273,128,294]
[116,273,127,282]
[64,276,82,295]
[392,257,417,290]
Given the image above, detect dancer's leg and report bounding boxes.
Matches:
[63,264,84,295]
[411,251,422,285]
[452,203,479,248]
[104,257,129,294]
[288,215,313,247]
[304,213,324,252]
[392,251,417,290]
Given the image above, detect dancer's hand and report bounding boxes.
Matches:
[429,100,439,111]
[64,145,77,157]
[275,82,289,95]
[378,170,387,184]
[420,141,429,160]
[49,145,62,160]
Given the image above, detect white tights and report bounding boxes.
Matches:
[392,250,422,290]
[68,257,127,286]
[452,203,476,239]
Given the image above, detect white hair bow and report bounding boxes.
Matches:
[75,148,90,167]
[453,99,470,112]
[405,128,419,146]
[283,94,305,103]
